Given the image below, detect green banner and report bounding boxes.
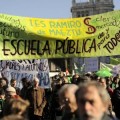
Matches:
[0,10,120,60]
[110,57,120,65]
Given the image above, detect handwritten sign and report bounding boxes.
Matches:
[37,59,50,88]
[0,10,120,60]
[0,59,50,88]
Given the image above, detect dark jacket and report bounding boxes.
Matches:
[74,113,113,120]
[62,110,79,120]
[26,86,46,116]
[112,86,120,119]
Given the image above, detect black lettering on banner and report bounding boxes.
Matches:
[107,41,114,50]
[17,40,24,55]
[10,39,17,55]
[2,39,10,55]
[103,30,120,53]
[89,39,96,53]
[68,40,75,54]
[31,40,37,55]
[42,40,50,55]
[55,40,63,54]
[56,37,81,54]
[82,39,91,52]
[82,38,96,53]
[111,38,117,46]
[24,40,31,55]
[2,39,51,56]
[63,37,69,54]
[98,32,104,39]
[76,40,81,53]
[37,40,43,55]
[97,28,110,49]
[63,40,68,54]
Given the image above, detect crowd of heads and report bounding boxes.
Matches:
[0,71,119,120]
[51,71,120,120]
[0,76,34,120]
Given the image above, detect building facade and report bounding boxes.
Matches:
[71,0,114,17]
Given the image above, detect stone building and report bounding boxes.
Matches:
[71,0,114,18]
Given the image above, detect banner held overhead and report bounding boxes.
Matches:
[0,10,120,60]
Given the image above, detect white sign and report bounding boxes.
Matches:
[84,57,98,72]
[37,59,50,88]
[0,59,50,88]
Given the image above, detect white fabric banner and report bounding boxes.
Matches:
[0,59,50,88]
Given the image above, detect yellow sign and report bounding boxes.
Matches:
[0,10,120,60]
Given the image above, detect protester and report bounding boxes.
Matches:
[0,89,5,118]
[58,84,79,120]
[26,77,46,120]
[105,77,113,98]
[0,78,7,91]
[98,77,115,118]
[5,86,18,99]
[10,79,21,95]
[71,73,80,84]
[20,78,29,100]
[75,81,113,120]
[3,97,29,118]
[111,77,119,90]
[112,80,120,119]
[51,77,63,120]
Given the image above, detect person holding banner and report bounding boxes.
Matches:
[26,77,46,120]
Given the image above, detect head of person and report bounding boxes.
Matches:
[5,86,16,98]
[74,73,80,79]
[21,78,28,88]
[105,77,111,86]
[0,78,7,88]
[10,79,17,88]
[59,84,78,113]
[98,77,107,89]
[3,97,29,117]
[0,88,5,99]
[113,76,119,84]
[62,77,69,84]
[33,77,39,87]
[75,81,109,120]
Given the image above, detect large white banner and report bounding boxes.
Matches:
[0,59,50,88]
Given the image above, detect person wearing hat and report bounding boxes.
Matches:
[5,86,20,100]
[26,77,46,120]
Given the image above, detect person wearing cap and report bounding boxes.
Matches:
[26,77,46,120]
[5,86,21,100]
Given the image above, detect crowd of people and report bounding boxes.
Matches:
[0,72,120,120]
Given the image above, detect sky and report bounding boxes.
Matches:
[0,0,119,18]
